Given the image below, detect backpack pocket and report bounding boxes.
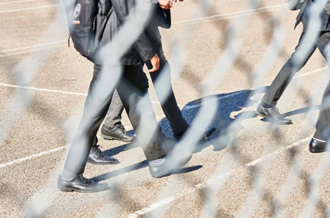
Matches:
[70,26,96,61]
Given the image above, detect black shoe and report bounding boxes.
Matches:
[256,104,292,125]
[173,127,216,141]
[149,152,193,178]
[101,124,134,142]
[87,145,119,165]
[309,138,327,153]
[58,174,107,193]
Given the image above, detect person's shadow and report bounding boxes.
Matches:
[98,85,320,181]
[158,86,267,152]
[99,87,266,181]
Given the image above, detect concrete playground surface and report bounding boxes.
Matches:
[1,0,330,217]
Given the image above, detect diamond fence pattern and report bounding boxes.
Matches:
[1,0,330,217]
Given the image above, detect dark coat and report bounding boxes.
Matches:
[96,0,156,65]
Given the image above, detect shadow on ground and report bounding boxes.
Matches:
[158,86,268,152]
[98,86,268,179]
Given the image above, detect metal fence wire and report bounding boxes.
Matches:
[1,0,330,217]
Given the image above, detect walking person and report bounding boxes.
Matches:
[101,0,216,143]
[256,0,330,152]
[58,0,192,193]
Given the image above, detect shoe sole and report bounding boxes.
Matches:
[58,184,107,193]
[309,148,325,153]
[101,133,132,142]
[202,128,216,141]
[87,159,120,165]
[151,154,193,178]
[256,110,292,125]
[256,110,266,118]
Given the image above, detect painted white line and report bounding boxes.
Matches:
[0,44,67,57]
[0,146,65,169]
[0,40,66,53]
[0,4,285,55]
[0,83,162,105]
[0,114,166,169]
[177,67,328,109]
[0,0,37,5]
[0,66,324,107]
[296,67,328,78]
[126,137,310,218]
[0,83,88,96]
[172,4,286,25]
[0,4,59,14]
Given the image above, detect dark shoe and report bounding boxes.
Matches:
[87,145,120,165]
[309,138,327,153]
[173,127,216,141]
[58,174,107,193]
[149,151,193,178]
[101,124,134,142]
[256,104,292,125]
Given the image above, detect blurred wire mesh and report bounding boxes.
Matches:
[1,0,330,217]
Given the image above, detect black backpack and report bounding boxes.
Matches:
[62,0,112,62]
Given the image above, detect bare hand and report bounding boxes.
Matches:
[158,0,173,9]
[149,54,160,72]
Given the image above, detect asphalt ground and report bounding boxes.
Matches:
[1,0,330,217]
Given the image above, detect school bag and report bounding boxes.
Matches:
[62,0,112,62]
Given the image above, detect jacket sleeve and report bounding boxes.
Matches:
[110,0,156,61]
[287,0,305,10]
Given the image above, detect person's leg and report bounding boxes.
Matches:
[116,64,167,160]
[101,89,134,142]
[257,32,318,124]
[149,40,215,140]
[59,64,119,192]
[103,89,124,128]
[261,32,317,107]
[149,40,189,134]
[310,32,330,152]
[116,64,192,178]
[310,79,330,152]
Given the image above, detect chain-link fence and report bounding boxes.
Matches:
[1,0,330,217]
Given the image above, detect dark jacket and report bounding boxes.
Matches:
[295,0,330,31]
[97,0,156,65]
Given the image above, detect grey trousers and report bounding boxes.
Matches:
[63,64,166,174]
[103,89,123,128]
[261,31,330,141]
[104,40,189,134]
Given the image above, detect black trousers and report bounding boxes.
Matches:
[103,40,189,135]
[261,31,330,141]
[144,40,189,134]
[64,64,166,174]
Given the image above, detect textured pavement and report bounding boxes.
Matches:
[1,0,330,217]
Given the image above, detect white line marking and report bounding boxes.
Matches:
[0,83,88,96]
[0,45,67,57]
[0,84,161,105]
[0,146,65,169]
[0,0,37,5]
[0,41,66,53]
[126,137,310,218]
[0,4,59,14]
[0,4,285,55]
[296,67,328,77]
[0,67,325,107]
[172,4,286,25]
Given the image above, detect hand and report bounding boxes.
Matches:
[149,54,160,72]
[158,0,173,9]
